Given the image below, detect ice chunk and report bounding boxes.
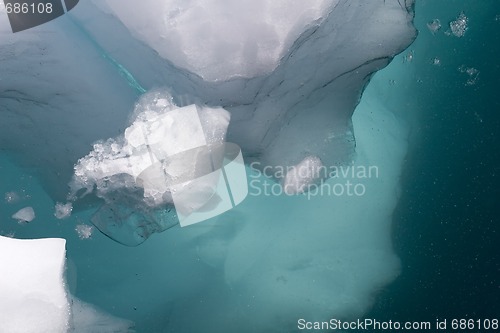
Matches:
[75,224,94,240]
[0,236,70,333]
[71,91,230,207]
[70,91,236,244]
[427,19,442,34]
[125,105,207,156]
[0,236,134,332]
[54,202,73,219]
[448,12,468,37]
[12,207,35,223]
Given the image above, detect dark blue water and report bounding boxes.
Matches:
[368,0,500,325]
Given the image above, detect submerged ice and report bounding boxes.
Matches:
[71,91,230,207]
[70,90,233,244]
[12,207,35,223]
[0,0,415,201]
[54,202,73,219]
[58,0,415,244]
[0,0,418,332]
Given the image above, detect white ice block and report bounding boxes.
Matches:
[0,236,70,333]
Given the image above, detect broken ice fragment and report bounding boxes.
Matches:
[54,202,73,219]
[71,91,231,208]
[427,19,442,34]
[75,224,94,240]
[0,236,69,333]
[0,236,134,332]
[448,12,468,37]
[12,206,35,223]
[70,90,247,242]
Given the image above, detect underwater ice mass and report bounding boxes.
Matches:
[0,0,417,332]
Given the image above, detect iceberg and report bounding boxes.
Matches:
[0,0,419,331]
[0,0,415,201]
[0,0,415,243]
